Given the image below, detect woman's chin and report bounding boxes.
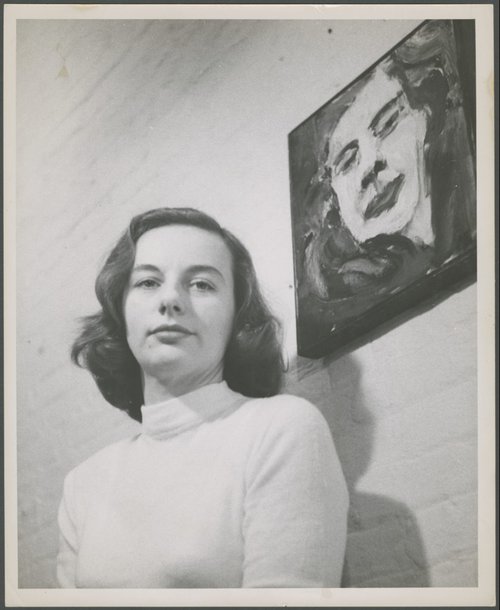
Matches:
[141,349,190,374]
[352,207,418,243]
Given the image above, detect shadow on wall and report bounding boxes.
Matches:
[285,353,430,587]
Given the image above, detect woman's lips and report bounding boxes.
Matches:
[364,174,405,220]
[149,324,194,343]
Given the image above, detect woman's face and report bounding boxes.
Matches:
[327,66,429,243]
[123,224,235,389]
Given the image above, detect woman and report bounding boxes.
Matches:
[302,20,476,300]
[57,207,349,588]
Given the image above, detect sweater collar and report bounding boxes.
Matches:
[140,380,244,440]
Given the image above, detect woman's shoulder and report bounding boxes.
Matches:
[236,392,328,433]
[64,434,139,487]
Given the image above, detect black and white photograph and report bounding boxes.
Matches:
[3,3,496,607]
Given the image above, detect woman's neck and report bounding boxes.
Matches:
[142,366,224,405]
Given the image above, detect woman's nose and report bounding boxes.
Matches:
[158,284,185,316]
[361,157,387,191]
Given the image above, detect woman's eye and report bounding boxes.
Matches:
[374,109,401,138]
[190,279,215,292]
[335,147,358,175]
[135,278,159,289]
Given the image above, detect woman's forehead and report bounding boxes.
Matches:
[331,68,403,145]
[134,224,233,272]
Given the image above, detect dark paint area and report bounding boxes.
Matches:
[298,248,476,359]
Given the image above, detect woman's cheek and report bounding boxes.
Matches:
[337,178,357,219]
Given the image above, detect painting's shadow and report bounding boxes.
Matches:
[285,353,430,587]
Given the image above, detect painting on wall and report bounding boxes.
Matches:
[289,20,477,358]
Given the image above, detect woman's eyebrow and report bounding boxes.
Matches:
[131,263,226,282]
[187,265,226,282]
[369,92,403,132]
[131,264,161,274]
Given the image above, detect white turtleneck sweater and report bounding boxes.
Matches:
[57,382,349,588]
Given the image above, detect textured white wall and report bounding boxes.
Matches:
[16,19,477,588]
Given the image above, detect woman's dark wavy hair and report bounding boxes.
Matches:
[71,207,284,422]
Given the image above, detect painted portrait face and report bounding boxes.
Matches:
[327,66,432,245]
[123,225,235,388]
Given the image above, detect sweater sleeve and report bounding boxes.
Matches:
[56,470,78,588]
[242,397,349,588]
